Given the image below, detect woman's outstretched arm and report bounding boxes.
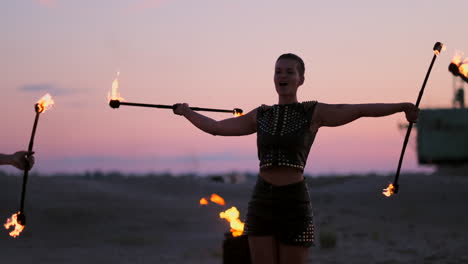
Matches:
[173,103,257,136]
[314,102,419,128]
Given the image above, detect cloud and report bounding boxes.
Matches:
[18,83,77,96]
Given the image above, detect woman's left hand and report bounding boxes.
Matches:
[11,151,35,171]
[404,103,419,123]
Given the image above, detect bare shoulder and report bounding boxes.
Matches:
[303,100,318,112]
[310,102,326,131]
[257,104,273,113]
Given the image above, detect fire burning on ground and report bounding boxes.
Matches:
[219,207,245,237]
[200,193,244,237]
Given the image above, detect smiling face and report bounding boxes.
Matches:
[274,58,305,97]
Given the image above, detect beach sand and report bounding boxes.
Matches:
[1,171,467,264]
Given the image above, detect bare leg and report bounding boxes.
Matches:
[278,241,309,264]
[248,235,279,264]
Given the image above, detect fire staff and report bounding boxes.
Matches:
[4,94,54,238]
[384,42,445,197]
[107,73,243,116]
[173,53,418,264]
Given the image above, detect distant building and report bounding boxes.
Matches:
[417,108,468,165]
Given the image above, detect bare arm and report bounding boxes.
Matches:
[314,102,418,128]
[173,103,257,136]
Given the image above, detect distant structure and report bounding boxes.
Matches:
[416,52,468,175]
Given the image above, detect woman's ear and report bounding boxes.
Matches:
[299,76,305,86]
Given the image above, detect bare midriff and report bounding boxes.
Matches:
[259,166,304,186]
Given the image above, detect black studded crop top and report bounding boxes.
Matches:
[256,101,318,171]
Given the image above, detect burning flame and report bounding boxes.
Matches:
[451,52,468,78]
[210,194,225,205]
[460,59,468,77]
[108,72,125,102]
[200,198,209,205]
[199,194,245,236]
[219,207,245,237]
[434,44,446,56]
[233,109,243,117]
[199,193,225,206]
[35,93,54,113]
[382,183,395,197]
[452,52,463,65]
[4,212,25,238]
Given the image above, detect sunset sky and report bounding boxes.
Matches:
[2,0,467,175]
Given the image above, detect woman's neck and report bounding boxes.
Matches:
[278,95,299,105]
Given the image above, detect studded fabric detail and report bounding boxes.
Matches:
[292,220,315,244]
[257,101,318,171]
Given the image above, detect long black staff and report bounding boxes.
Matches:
[107,74,243,116]
[109,99,243,116]
[4,94,54,238]
[383,42,445,197]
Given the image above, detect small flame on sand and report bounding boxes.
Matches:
[210,194,225,205]
[4,212,25,238]
[36,93,54,113]
[199,194,245,236]
[200,198,209,205]
[382,183,395,197]
[108,72,125,101]
[199,193,225,206]
[219,207,245,237]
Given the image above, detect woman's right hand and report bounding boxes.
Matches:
[173,103,190,116]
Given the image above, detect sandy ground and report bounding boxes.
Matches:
[1,171,467,264]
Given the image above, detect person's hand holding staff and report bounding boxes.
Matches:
[383,42,445,197]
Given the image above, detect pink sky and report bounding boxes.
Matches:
[2,0,466,175]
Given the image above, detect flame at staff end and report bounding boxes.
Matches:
[35,93,54,113]
[459,59,468,77]
[4,212,25,238]
[451,51,464,65]
[433,43,446,56]
[233,108,243,117]
[108,72,125,102]
[382,183,396,197]
[450,52,468,79]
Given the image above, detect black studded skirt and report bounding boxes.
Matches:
[244,176,315,247]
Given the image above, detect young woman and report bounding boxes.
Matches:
[173,53,419,264]
[0,151,35,171]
